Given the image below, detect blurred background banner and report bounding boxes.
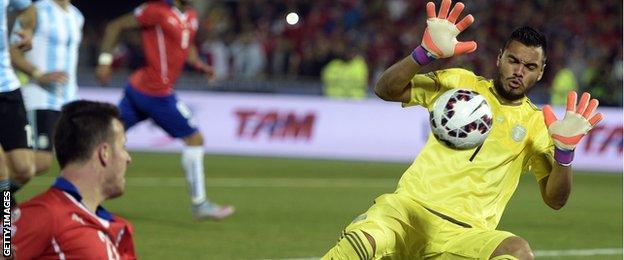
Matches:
[70,0,622,106]
[79,87,622,172]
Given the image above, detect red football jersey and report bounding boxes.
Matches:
[12,187,136,260]
[130,2,199,96]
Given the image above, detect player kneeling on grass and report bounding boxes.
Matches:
[323,0,604,259]
[11,100,136,259]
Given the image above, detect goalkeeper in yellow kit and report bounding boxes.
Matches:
[323,0,604,259]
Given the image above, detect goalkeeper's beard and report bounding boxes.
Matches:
[494,72,527,101]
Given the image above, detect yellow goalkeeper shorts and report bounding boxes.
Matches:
[322,193,515,259]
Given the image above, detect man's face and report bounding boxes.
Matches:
[495,40,545,101]
[103,119,131,199]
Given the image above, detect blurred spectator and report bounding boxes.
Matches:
[83,0,622,105]
[200,33,229,81]
[321,41,368,100]
[298,32,332,78]
[550,64,578,106]
[230,29,266,79]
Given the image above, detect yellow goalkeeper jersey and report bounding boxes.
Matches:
[398,68,555,230]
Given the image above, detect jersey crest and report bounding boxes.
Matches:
[511,124,527,142]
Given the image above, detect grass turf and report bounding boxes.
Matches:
[18,152,622,259]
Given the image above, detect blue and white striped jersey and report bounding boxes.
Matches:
[12,0,83,110]
[0,0,31,92]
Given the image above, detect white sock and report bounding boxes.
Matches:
[181,146,207,205]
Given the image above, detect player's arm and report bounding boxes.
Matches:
[538,91,603,209]
[374,0,476,103]
[186,44,215,80]
[10,42,68,87]
[95,12,140,86]
[538,164,571,210]
[11,1,36,52]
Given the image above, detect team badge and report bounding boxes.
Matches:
[71,213,86,225]
[511,124,526,142]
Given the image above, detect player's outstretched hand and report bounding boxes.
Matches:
[542,91,604,166]
[95,65,112,86]
[412,0,477,65]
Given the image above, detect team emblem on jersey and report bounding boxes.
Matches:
[511,124,526,142]
[71,213,86,225]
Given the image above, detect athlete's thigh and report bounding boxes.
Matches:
[324,193,434,259]
[6,148,34,173]
[141,93,198,138]
[118,85,148,130]
[428,227,515,259]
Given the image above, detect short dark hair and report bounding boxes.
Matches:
[503,26,548,58]
[54,100,121,168]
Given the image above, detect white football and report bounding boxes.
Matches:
[429,89,493,149]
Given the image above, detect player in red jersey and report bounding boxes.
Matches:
[95,0,234,221]
[11,100,135,259]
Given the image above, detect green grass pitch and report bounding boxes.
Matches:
[18,152,622,259]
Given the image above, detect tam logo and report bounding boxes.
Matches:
[581,125,623,154]
[234,109,316,140]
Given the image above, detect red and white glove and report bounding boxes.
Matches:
[542,91,604,166]
[412,0,477,65]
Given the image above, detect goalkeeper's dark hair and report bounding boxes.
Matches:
[54,100,121,168]
[503,26,548,58]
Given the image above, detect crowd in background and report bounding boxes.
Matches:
[85,0,622,106]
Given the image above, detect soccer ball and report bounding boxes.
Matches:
[429,89,493,149]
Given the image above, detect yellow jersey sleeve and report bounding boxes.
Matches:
[524,110,555,181]
[403,68,479,109]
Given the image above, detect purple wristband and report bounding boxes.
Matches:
[411,46,437,66]
[554,147,574,166]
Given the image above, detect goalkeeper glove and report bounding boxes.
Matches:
[412,0,478,66]
[542,91,604,166]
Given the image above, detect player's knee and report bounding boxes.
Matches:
[324,230,376,260]
[10,162,35,184]
[492,237,534,260]
[183,132,204,146]
[0,156,6,178]
[362,231,376,255]
[0,153,5,169]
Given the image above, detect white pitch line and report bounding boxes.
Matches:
[258,248,623,259]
